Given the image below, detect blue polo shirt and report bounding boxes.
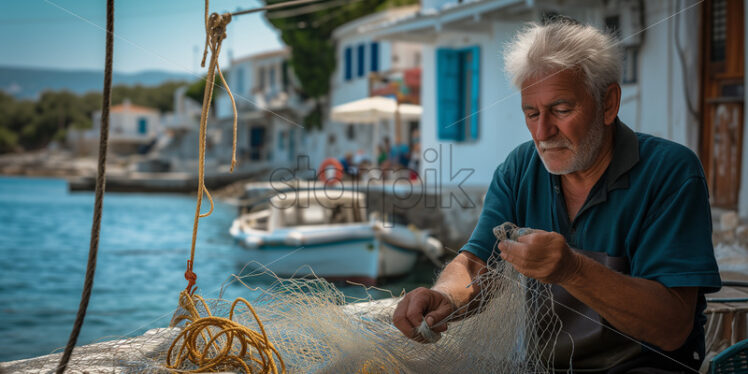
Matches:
[461,119,722,371]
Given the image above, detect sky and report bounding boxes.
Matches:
[0,0,283,74]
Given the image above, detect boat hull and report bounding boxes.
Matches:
[236,238,419,284]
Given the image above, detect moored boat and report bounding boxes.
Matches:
[229,190,443,284]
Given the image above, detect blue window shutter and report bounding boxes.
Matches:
[344,47,352,81]
[436,48,463,141]
[138,118,147,134]
[357,44,365,77]
[235,68,244,95]
[468,46,480,140]
[370,42,379,72]
[269,67,276,90]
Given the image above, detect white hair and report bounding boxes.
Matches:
[504,20,622,102]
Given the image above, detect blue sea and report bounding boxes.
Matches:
[0,177,434,362]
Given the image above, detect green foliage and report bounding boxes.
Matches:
[0,81,188,153]
[112,81,186,113]
[185,74,221,107]
[263,0,417,129]
[0,126,18,153]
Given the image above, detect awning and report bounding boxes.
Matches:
[330,96,422,124]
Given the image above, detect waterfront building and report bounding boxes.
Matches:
[69,99,163,157]
[213,48,311,173]
[370,0,748,217]
[326,5,424,169]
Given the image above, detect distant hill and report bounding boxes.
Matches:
[0,66,194,99]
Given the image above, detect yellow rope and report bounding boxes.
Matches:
[185,2,239,294]
[166,290,286,373]
[167,1,282,372]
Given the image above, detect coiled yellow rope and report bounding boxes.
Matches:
[166,290,285,373]
[166,1,284,372]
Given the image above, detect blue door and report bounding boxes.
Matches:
[137,117,148,135]
[250,126,266,161]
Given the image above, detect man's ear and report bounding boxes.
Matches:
[603,83,621,126]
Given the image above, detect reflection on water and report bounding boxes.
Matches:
[0,177,435,362]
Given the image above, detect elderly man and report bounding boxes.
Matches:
[393,19,721,373]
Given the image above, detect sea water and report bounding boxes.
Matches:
[0,177,434,362]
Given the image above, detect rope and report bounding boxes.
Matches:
[54,0,114,372]
[166,290,285,373]
[167,1,285,372]
[185,2,238,295]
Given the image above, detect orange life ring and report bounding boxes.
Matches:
[318,158,344,184]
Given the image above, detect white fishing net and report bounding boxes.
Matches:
[2,223,562,373]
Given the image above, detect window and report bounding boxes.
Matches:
[711,0,727,62]
[622,47,638,84]
[235,67,244,95]
[250,126,266,161]
[344,47,353,81]
[357,44,365,78]
[604,15,621,38]
[269,66,276,91]
[137,117,148,135]
[370,42,379,72]
[605,14,637,84]
[436,46,480,141]
[258,66,266,90]
[346,124,355,140]
[282,60,289,90]
[278,131,286,150]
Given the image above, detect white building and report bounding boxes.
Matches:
[82,99,162,156]
[372,0,748,215]
[325,5,424,165]
[214,49,310,171]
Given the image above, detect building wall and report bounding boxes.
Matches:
[327,29,421,164]
[94,109,160,140]
[419,0,702,188]
[216,59,254,119]
[420,20,530,188]
[632,1,701,151]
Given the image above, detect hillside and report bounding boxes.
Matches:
[0,66,192,99]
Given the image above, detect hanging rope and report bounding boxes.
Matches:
[185,3,238,295]
[167,1,285,372]
[55,0,114,372]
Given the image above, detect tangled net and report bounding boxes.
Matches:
[3,226,563,373]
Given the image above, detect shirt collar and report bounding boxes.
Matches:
[549,117,640,222]
[605,118,640,191]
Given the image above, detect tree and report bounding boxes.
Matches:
[185,74,221,109]
[263,0,417,129]
[0,81,188,153]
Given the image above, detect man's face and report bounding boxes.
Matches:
[520,69,606,175]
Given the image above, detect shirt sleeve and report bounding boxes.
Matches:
[631,175,722,293]
[459,154,520,262]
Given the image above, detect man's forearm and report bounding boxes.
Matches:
[559,252,697,351]
[432,252,487,309]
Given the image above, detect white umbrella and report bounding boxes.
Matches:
[331,96,421,157]
[330,96,421,124]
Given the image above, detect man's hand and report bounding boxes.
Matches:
[498,230,583,284]
[393,287,455,342]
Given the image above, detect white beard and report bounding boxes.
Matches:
[537,114,606,175]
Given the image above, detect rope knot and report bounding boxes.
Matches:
[185,260,198,295]
[201,12,232,68]
[207,12,231,49]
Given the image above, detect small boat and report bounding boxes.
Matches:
[229,190,443,284]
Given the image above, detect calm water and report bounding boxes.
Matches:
[0,177,435,362]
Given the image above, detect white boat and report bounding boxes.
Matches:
[229,190,443,284]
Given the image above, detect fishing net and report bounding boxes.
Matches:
[2,223,563,374]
